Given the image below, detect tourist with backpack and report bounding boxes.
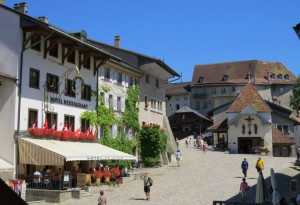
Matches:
[140,172,152,201]
[241,157,249,178]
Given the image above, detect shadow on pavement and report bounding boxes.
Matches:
[223,168,298,204]
[129,197,146,201]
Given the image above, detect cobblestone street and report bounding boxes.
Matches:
[44,140,298,205]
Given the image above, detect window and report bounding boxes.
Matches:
[221,87,226,94]
[31,34,41,51]
[104,67,110,80]
[28,109,38,128]
[81,84,91,101]
[176,104,180,110]
[270,74,275,80]
[146,75,149,84]
[64,115,75,132]
[117,72,122,84]
[212,88,216,94]
[67,49,75,64]
[176,95,180,101]
[81,119,90,133]
[129,76,133,87]
[83,55,90,69]
[277,74,282,80]
[284,74,289,80]
[46,112,57,130]
[279,87,284,94]
[65,79,75,97]
[222,75,228,81]
[156,79,159,88]
[29,68,40,89]
[117,97,121,111]
[277,125,289,134]
[197,77,204,83]
[246,74,252,80]
[46,73,59,93]
[184,94,188,100]
[49,42,58,58]
[109,94,113,109]
[232,86,236,92]
[203,101,207,109]
[151,99,157,109]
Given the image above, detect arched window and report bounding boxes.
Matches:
[270,74,275,80]
[277,74,282,80]
[284,74,289,80]
[223,75,228,81]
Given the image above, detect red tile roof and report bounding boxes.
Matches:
[166,82,190,95]
[207,119,227,131]
[191,60,296,86]
[227,83,272,113]
[272,127,295,145]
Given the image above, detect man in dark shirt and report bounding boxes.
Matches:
[241,157,249,178]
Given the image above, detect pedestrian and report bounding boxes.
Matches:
[189,137,192,147]
[176,138,179,148]
[239,178,250,202]
[185,138,188,148]
[175,149,182,167]
[98,190,107,205]
[256,157,264,173]
[140,172,151,201]
[241,157,249,178]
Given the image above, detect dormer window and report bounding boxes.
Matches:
[277,74,282,80]
[270,74,275,80]
[284,74,289,80]
[222,75,228,81]
[245,73,252,80]
[197,77,204,83]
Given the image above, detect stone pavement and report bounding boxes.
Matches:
[42,140,299,205]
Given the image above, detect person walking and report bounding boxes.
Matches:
[241,157,249,178]
[203,142,207,154]
[239,178,250,202]
[185,138,188,148]
[256,157,264,173]
[175,149,182,167]
[140,172,151,201]
[98,190,107,205]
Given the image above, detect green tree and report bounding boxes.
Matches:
[290,76,300,112]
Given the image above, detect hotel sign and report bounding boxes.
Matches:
[50,97,88,109]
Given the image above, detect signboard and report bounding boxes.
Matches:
[77,173,86,188]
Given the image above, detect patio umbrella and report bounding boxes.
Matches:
[255,172,268,203]
[270,168,281,205]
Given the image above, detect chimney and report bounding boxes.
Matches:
[114,35,120,48]
[0,0,4,5]
[13,2,28,14]
[38,16,48,23]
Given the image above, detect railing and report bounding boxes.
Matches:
[213,201,261,205]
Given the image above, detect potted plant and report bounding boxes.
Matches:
[103,170,112,184]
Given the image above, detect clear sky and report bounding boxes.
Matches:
[5,0,300,82]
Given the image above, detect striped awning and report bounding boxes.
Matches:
[0,158,14,172]
[18,138,136,166]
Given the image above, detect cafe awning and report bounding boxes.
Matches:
[0,158,14,172]
[18,138,136,166]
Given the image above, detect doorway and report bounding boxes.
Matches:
[238,137,261,154]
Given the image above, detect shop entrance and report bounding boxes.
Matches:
[238,137,261,154]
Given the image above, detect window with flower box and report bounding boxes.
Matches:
[28,109,38,128]
[46,73,59,93]
[29,68,40,89]
[81,119,90,133]
[46,112,57,130]
[64,115,75,131]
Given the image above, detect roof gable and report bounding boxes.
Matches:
[272,127,294,145]
[227,83,272,113]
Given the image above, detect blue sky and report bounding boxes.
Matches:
[5,0,300,82]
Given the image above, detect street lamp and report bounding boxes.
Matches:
[293,23,300,40]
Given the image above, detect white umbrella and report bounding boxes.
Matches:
[270,168,281,205]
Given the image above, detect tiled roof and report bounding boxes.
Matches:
[174,106,211,121]
[227,83,272,113]
[291,116,300,124]
[207,119,228,131]
[166,82,190,95]
[191,60,296,86]
[272,127,295,145]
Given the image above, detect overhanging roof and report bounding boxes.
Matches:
[18,138,136,166]
[0,158,14,172]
